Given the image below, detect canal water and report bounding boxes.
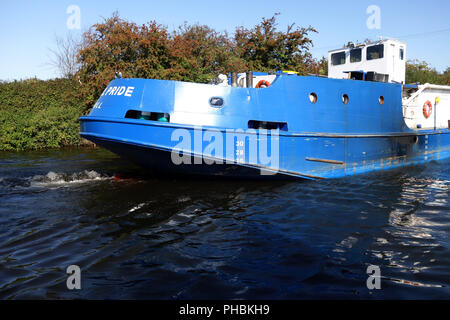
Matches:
[0,147,449,299]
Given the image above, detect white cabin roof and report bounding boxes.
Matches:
[328,39,406,53]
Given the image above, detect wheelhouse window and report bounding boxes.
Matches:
[350,48,362,63]
[367,44,384,60]
[331,51,346,65]
[400,48,404,60]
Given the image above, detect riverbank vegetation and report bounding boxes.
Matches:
[406,60,450,85]
[0,78,84,151]
[1,13,448,151]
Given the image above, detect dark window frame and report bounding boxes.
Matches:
[350,48,362,63]
[331,51,346,65]
[367,44,384,60]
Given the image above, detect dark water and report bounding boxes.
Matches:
[0,147,449,299]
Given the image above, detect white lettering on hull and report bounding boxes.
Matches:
[101,86,135,97]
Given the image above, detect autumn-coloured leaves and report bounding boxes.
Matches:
[76,13,324,109]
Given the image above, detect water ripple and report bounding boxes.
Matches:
[0,149,449,299]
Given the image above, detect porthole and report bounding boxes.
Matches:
[209,97,224,108]
[342,94,349,104]
[379,96,385,105]
[309,92,318,104]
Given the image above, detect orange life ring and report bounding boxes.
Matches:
[255,80,270,88]
[423,100,433,119]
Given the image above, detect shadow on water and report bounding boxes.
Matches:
[0,147,449,299]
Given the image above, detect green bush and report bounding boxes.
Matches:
[0,78,85,151]
[406,60,449,85]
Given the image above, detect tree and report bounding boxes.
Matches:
[49,33,81,79]
[443,67,450,85]
[77,13,173,109]
[169,23,246,82]
[233,13,317,73]
[306,56,328,76]
[76,12,318,111]
[405,60,448,85]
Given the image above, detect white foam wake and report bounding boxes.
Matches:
[30,170,110,187]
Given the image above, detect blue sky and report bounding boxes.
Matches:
[1,0,449,80]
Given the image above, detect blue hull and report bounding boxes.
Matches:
[80,75,450,179]
[83,136,281,179]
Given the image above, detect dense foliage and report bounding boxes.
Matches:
[406,60,450,85]
[0,79,85,151]
[77,13,318,109]
[233,15,317,73]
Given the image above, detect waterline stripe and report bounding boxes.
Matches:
[80,116,450,138]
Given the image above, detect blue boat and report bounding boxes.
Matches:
[80,39,450,179]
